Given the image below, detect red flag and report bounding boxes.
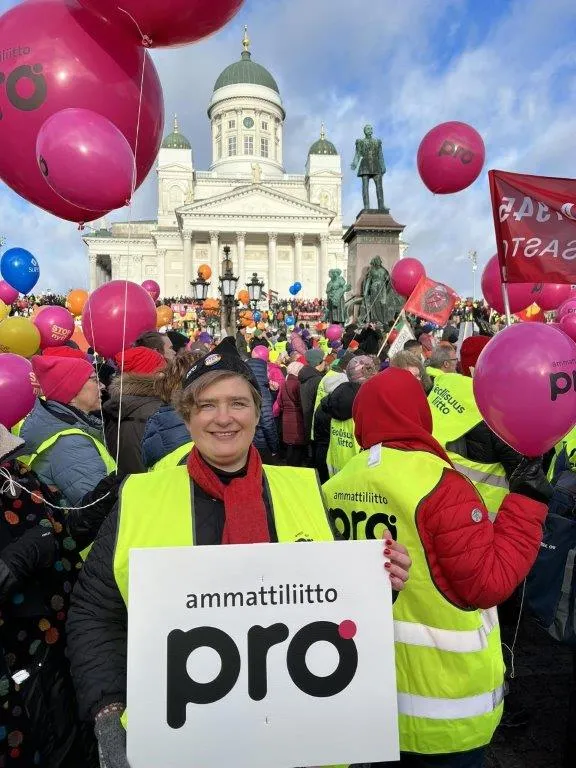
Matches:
[489,170,576,284]
[404,276,458,325]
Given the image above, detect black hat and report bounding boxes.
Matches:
[183,337,259,391]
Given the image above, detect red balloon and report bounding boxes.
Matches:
[0,281,18,305]
[481,255,533,314]
[391,258,426,298]
[37,108,135,212]
[81,280,156,359]
[530,283,572,312]
[560,313,576,342]
[417,121,485,194]
[0,0,164,223]
[77,0,244,48]
[141,280,161,301]
[33,305,75,348]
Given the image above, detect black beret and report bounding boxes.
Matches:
[183,337,259,391]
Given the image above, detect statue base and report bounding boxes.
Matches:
[343,210,405,314]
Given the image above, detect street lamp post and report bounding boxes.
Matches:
[468,250,478,301]
[246,272,265,311]
[219,245,239,336]
[190,276,210,304]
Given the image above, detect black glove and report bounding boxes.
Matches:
[508,457,553,504]
[1,526,58,583]
[95,706,129,768]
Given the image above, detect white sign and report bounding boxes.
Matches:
[388,320,415,358]
[127,540,399,768]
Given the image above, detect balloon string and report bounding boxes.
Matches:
[0,466,111,512]
[118,7,153,47]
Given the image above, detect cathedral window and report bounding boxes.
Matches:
[228,119,236,129]
[244,135,254,155]
[217,140,222,159]
[228,136,237,156]
[261,120,268,131]
[261,138,269,158]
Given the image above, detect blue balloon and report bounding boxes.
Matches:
[253,310,261,322]
[288,284,297,296]
[0,248,40,294]
[286,315,295,326]
[294,282,302,293]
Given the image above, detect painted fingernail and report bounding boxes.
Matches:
[385,538,393,546]
[384,562,391,569]
[384,548,391,555]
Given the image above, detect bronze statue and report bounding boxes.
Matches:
[358,256,402,325]
[326,268,351,324]
[351,124,388,212]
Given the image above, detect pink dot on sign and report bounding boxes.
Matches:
[338,620,357,640]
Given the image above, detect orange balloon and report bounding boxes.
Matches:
[198,263,212,280]
[72,325,90,352]
[66,289,89,316]
[238,290,249,305]
[156,305,173,328]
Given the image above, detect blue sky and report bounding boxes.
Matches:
[0,0,575,295]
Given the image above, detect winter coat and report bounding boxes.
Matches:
[275,374,306,446]
[103,373,164,476]
[459,422,523,480]
[20,398,109,507]
[0,457,98,767]
[245,358,279,455]
[141,405,191,470]
[313,381,360,482]
[67,466,278,721]
[298,366,324,441]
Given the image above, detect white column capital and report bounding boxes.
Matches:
[293,232,304,244]
[131,254,143,264]
[319,232,330,243]
[236,231,247,242]
[88,253,98,264]
[268,232,278,243]
[111,255,122,267]
[209,231,220,242]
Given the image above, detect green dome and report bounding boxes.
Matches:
[308,125,338,156]
[162,115,191,150]
[214,50,279,94]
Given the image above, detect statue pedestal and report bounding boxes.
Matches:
[343,210,405,299]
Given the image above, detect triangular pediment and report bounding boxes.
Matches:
[176,184,334,220]
[157,163,192,173]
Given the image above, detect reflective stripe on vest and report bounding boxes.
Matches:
[322,446,504,755]
[113,464,334,606]
[21,428,116,474]
[326,417,360,477]
[429,374,508,516]
[150,441,193,472]
[548,425,576,482]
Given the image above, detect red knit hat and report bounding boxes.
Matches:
[115,347,166,374]
[42,346,88,360]
[31,355,94,404]
[460,336,491,377]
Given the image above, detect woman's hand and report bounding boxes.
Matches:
[382,529,411,592]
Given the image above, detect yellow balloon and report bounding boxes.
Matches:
[0,300,8,322]
[0,316,41,358]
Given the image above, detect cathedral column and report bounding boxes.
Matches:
[89,254,98,291]
[209,231,220,298]
[293,233,303,286]
[111,255,122,281]
[267,232,277,294]
[131,254,143,284]
[157,250,166,297]
[183,233,193,296]
[236,232,246,287]
[319,233,329,298]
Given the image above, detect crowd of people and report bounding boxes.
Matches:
[0,307,573,768]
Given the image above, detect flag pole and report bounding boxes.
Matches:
[501,282,512,326]
[377,309,405,358]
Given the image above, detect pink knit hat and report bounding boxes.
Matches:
[32,355,94,404]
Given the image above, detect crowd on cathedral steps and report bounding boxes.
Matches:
[1,312,574,768]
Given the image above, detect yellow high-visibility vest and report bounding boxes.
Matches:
[149,442,193,472]
[326,417,360,477]
[322,445,504,755]
[547,425,576,482]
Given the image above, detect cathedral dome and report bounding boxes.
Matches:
[213,29,279,94]
[161,115,191,149]
[308,124,338,156]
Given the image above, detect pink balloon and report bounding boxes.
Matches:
[81,280,157,359]
[37,109,135,212]
[391,258,426,298]
[0,0,164,223]
[531,283,572,312]
[417,121,485,194]
[77,0,244,48]
[251,345,269,361]
[557,299,576,321]
[33,305,75,348]
[473,323,576,457]
[560,313,576,342]
[481,255,533,314]
[325,324,343,343]
[0,353,36,429]
[0,281,18,305]
[141,280,161,301]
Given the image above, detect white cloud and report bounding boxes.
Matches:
[0,0,575,298]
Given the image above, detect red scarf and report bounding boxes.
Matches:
[187,445,270,544]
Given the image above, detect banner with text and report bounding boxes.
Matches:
[127,541,399,768]
[489,169,576,284]
[404,276,458,326]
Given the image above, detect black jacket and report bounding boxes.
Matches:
[103,373,164,475]
[448,422,523,480]
[245,358,279,455]
[298,366,324,442]
[67,468,279,721]
[313,382,360,483]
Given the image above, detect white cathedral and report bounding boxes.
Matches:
[84,28,347,299]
